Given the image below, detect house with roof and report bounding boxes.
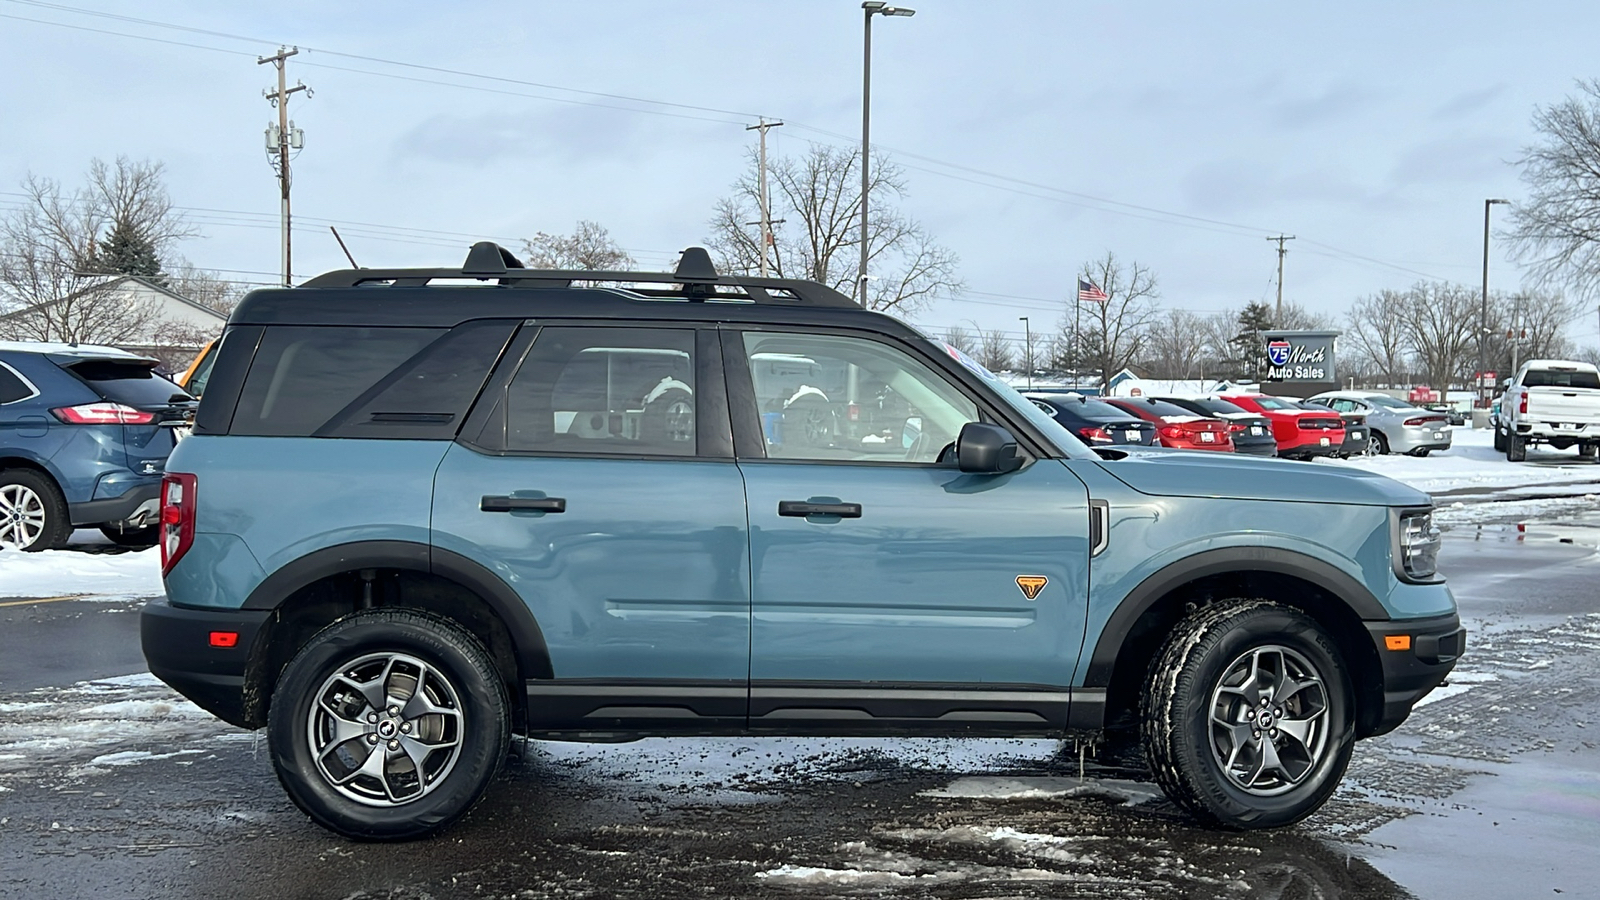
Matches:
[0,275,226,373]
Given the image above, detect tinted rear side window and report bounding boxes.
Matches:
[61,359,188,407]
[0,362,34,404]
[231,327,444,437]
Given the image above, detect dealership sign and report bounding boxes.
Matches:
[1261,330,1338,383]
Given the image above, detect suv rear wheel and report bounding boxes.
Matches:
[1142,599,1354,829]
[0,469,71,552]
[267,608,510,840]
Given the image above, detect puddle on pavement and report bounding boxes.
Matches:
[1363,750,1600,899]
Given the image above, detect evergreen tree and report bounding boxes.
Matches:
[1230,301,1275,379]
[89,220,164,280]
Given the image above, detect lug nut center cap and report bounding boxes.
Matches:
[377,720,398,739]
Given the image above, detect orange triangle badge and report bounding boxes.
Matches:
[1015,575,1048,600]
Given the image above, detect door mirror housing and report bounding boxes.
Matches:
[957,422,1024,474]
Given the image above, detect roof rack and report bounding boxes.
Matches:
[298,242,860,309]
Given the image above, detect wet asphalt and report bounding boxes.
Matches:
[1,502,1598,900]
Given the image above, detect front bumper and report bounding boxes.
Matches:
[141,595,270,728]
[1362,612,1465,737]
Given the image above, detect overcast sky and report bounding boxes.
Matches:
[2,0,1598,350]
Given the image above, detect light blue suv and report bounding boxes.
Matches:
[141,244,1464,840]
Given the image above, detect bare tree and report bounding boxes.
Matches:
[940,325,977,355]
[1508,79,1600,299]
[167,262,247,315]
[1500,289,1584,364]
[1345,290,1411,387]
[1196,311,1242,380]
[1140,309,1208,379]
[1069,252,1159,387]
[976,328,1015,372]
[1277,301,1336,331]
[705,145,961,314]
[0,157,192,342]
[1402,282,1480,389]
[521,220,635,270]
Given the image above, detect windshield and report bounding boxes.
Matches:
[933,342,1097,460]
[1176,397,1247,416]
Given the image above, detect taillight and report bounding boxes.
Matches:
[1078,426,1113,444]
[1519,394,1528,414]
[160,473,197,576]
[1227,422,1246,432]
[50,402,157,425]
[1159,425,1183,440]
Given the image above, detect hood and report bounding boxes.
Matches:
[1096,447,1431,507]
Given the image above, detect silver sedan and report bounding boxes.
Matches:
[1306,391,1453,456]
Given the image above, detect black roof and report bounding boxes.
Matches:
[231,243,899,332]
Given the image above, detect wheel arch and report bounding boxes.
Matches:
[0,454,67,491]
[1085,548,1389,739]
[237,540,551,728]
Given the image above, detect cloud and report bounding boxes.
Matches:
[1386,134,1520,186]
[1181,158,1375,216]
[392,103,667,168]
[1430,84,1507,121]
[1268,83,1381,130]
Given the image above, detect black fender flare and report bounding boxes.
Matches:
[1081,546,1388,688]
[241,539,553,679]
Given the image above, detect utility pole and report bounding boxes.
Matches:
[745,119,783,278]
[259,47,309,287]
[1267,235,1295,321]
[1479,199,1510,408]
[1019,316,1032,391]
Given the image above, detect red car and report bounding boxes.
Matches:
[1216,393,1345,459]
[1104,397,1235,451]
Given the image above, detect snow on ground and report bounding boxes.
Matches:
[0,530,162,600]
[1315,425,1600,496]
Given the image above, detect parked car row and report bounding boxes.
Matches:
[1024,389,1453,461]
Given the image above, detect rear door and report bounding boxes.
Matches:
[432,324,750,733]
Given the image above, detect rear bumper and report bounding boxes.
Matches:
[1231,436,1279,456]
[70,481,159,527]
[1393,424,1452,452]
[140,595,269,729]
[1362,612,1465,737]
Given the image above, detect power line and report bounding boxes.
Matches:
[0,0,1473,290]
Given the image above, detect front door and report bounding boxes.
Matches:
[728,329,1091,733]
[432,325,749,732]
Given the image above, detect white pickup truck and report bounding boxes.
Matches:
[1494,359,1600,461]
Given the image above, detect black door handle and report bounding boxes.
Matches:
[481,495,566,513]
[778,500,862,518]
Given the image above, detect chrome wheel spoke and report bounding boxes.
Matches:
[1275,715,1318,753]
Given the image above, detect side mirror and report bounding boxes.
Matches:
[957,422,1024,474]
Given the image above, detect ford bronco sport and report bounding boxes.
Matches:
[141,243,1464,840]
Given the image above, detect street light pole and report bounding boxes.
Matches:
[1019,316,1032,391]
[859,1,914,307]
[1479,198,1510,408]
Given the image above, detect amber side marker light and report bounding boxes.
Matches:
[209,631,239,648]
[1385,635,1412,651]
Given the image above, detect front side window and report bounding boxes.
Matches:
[503,327,696,456]
[742,332,976,463]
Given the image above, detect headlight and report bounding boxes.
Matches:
[1398,510,1441,580]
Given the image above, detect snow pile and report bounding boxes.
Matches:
[1317,427,1600,495]
[923,775,1163,805]
[0,530,162,600]
[0,671,240,779]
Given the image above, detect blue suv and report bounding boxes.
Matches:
[0,341,195,551]
[141,244,1464,840]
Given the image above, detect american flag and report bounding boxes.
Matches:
[1078,278,1108,302]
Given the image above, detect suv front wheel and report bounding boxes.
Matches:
[1142,599,1354,829]
[267,608,510,840]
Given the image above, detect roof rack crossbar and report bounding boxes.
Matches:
[297,243,859,308]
